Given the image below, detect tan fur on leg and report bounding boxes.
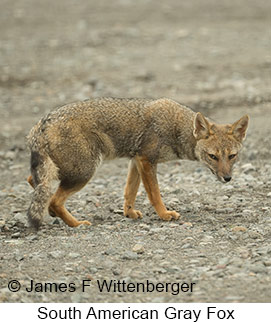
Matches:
[135,156,180,221]
[49,185,91,227]
[123,159,142,219]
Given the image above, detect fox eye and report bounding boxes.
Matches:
[208,154,219,161]
[229,154,237,160]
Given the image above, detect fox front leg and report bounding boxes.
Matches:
[123,159,143,219]
[135,156,180,221]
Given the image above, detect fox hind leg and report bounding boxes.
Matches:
[49,178,92,227]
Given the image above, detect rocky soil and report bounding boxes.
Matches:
[0,0,271,303]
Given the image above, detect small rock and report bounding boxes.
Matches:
[154,249,165,255]
[68,252,80,258]
[27,235,38,242]
[5,151,16,160]
[182,222,193,228]
[255,246,271,255]
[14,253,24,261]
[231,226,247,232]
[182,243,192,249]
[13,213,27,225]
[113,209,123,214]
[169,223,180,228]
[112,268,121,276]
[241,163,255,174]
[11,232,20,239]
[0,220,6,228]
[250,264,268,274]
[166,266,181,273]
[139,223,150,231]
[89,267,98,274]
[122,251,138,260]
[152,296,166,302]
[168,197,179,204]
[218,257,230,266]
[224,184,234,190]
[48,251,62,259]
[52,218,60,225]
[263,260,271,267]
[242,209,253,215]
[248,231,262,239]
[239,249,250,259]
[132,244,145,254]
[182,237,194,243]
[122,277,132,284]
[155,268,167,274]
[105,248,118,256]
[150,228,165,233]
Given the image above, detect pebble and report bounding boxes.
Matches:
[13,213,27,225]
[0,220,6,227]
[239,249,250,259]
[132,244,145,254]
[241,163,255,174]
[181,243,193,249]
[48,251,63,259]
[122,251,138,260]
[182,222,193,228]
[4,151,16,160]
[112,268,121,276]
[231,226,247,232]
[153,249,166,255]
[89,267,98,274]
[249,264,268,274]
[150,228,165,233]
[113,209,123,214]
[27,235,38,242]
[218,257,230,266]
[248,231,262,239]
[11,232,20,238]
[242,209,253,215]
[104,248,118,256]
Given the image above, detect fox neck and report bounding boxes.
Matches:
[174,116,198,161]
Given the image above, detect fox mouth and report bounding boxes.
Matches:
[208,167,228,183]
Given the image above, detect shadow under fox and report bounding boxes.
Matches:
[27,97,249,229]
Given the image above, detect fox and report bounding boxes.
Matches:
[26,97,249,229]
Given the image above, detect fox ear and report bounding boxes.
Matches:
[230,114,249,142]
[193,112,210,140]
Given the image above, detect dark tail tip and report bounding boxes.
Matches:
[27,211,42,230]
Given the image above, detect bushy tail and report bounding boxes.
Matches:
[27,151,58,229]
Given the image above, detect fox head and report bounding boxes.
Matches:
[193,112,249,183]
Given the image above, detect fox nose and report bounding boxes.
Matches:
[223,176,232,182]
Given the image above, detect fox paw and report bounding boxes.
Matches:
[124,209,143,219]
[78,220,92,226]
[159,211,180,221]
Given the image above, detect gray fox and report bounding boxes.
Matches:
[27,97,249,229]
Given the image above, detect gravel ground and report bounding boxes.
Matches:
[0,0,271,303]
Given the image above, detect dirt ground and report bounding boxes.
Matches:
[0,0,271,303]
